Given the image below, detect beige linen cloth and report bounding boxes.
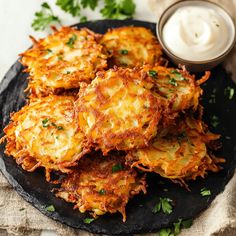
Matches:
[0,0,236,235]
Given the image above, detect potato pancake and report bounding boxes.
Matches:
[21,27,108,97]
[1,95,88,180]
[142,65,209,116]
[76,67,163,154]
[100,26,163,67]
[56,153,146,222]
[126,116,223,181]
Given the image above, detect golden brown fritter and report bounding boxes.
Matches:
[141,65,209,116]
[76,67,164,154]
[126,116,224,182]
[100,26,163,67]
[21,27,108,97]
[55,153,146,222]
[1,95,89,181]
[76,66,207,154]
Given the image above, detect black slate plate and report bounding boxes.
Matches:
[0,20,236,235]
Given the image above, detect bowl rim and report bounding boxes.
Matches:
[156,0,236,65]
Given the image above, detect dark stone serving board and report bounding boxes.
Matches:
[0,20,236,235]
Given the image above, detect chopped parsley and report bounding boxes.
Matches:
[99,189,106,195]
[200,187,211,196]
[46,48,53,53]
[210,115,220,128]
[169,78,178,86]
[42,119,63,130]
[42,118,50,127]
[19,208,25,211]
[57,55,63,60]
[66,34,77,48]
[216,24,220,27]
[181,219,193,228]
[224,86,234,100]
[112,163,123,173]
[120,49,128,55]
[45,205,55,212]
[158,218,193,236]
[148,70,157,77]
[84,218,95,224]
[171,70,186,81]
[152,197,173,214]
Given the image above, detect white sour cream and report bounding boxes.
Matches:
[162,6,234,61]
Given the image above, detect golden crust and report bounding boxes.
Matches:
[1,95,89,180]
[21,27,108,97]
[126,116,223,181]
[76,67,164,154]
[55,153,146,221]
[100,26,163,67]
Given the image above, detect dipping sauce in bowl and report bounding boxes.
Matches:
[157,0,236,72]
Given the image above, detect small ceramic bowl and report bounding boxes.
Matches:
[156,0,236,72]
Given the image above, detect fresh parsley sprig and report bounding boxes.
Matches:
[100,0,135,20]
[32,0,136,31]
[32,2,61,31]
[153,197,173,214]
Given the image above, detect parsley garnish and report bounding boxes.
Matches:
[181,219,193,228]
[99,189,106,195]
[148,70,157,77]
[81,0,99,10]
[100,0,135,20]
[112,163,123,173]
[224,86,234,100]
[80,16,88,23]
[84,218,95,224]
[46,48,53,53]
[32,2,60,31]
[66,34,78,48]
[46,205,55,212]
[56,0,81,17]
[200,187,211,196]
[120,49,128,55]
[169,78,178,86]
[171,70,186,81]
[158,218,193,236]
[19,208,25,211]
[210,115,220,128]
[42,118,50,127]
[152,197,173,214]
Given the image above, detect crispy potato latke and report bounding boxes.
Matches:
[76,67,163,154]
[56,153,146,221]
[142,65,208,115]
[1,95,88,180]
[101,26,163,67]
[126,116,224,183]
[21,27,108,97]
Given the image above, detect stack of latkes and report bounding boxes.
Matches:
[1,26,224,222]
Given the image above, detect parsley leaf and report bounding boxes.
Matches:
[32,2,60,31]
[81,0,99,10]
[224,86,234,100]
[112,163,123,173]
[120,49,128,55]
[173,219,182,235]
[66,34,78,48]
[153,197,173,214]
[56,0,81,17]
[200,187,211,196]
[100,0,135,20]
[210,115,220,128]
[148,70,157,77]
[99,189,106,195]
[169,78,178,86]
[80,16,88,23]
[42,118,50,127]
[181,219,193,228]
[46,205,55,212]
[159,228,173,236]
[84,218,95,224]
